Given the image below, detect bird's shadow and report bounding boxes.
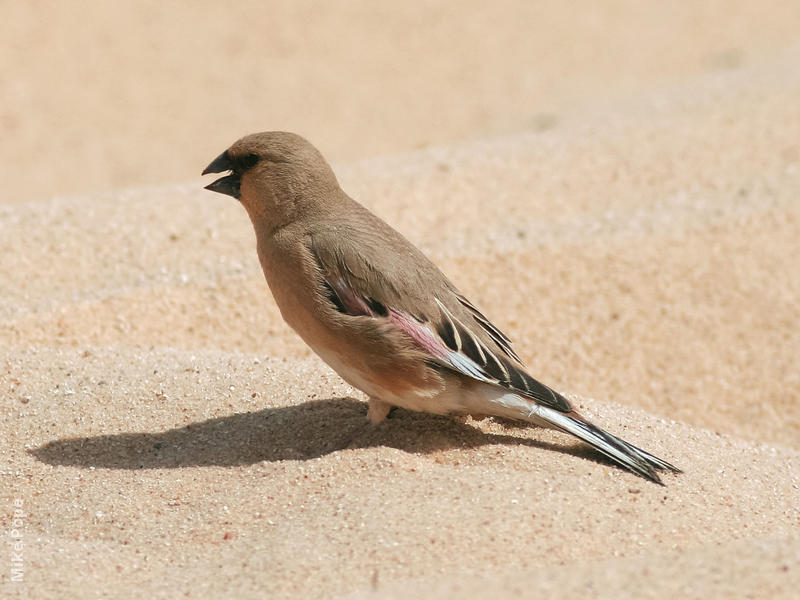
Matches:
[30,397,599,470]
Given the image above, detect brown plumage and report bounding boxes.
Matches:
[203,131,680,483]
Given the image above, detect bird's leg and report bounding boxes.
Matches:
[342,398,392,450]
[366,398,392,424]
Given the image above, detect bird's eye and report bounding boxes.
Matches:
[241,153,259,169]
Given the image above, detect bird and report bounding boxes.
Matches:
[202,131,680,484]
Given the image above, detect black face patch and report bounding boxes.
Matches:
[237,153,259,171]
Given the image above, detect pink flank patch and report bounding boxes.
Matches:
[328,277,373,316]
[388,309,449,361]
[328,275,448,362]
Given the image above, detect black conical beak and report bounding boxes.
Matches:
[202,151,233,175]
[202,151,241,199]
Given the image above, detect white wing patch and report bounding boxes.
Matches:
[444,349,494,383]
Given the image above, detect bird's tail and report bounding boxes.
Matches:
[536,405,680,484]
[485,391,680,484]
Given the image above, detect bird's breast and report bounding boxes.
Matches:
[255,238,444,406]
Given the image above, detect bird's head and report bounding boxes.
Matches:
[202,131,340,229]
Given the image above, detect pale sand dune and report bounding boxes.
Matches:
[350,538,800,600]
[3,347,799,598]
[3,1,800,204]
[2,3,800,599]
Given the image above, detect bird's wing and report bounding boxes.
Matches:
[308,227,572,413]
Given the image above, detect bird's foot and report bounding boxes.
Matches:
[366,398,392,424]
[341,399,393,449]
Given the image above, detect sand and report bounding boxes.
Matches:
[2,3,799,599]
